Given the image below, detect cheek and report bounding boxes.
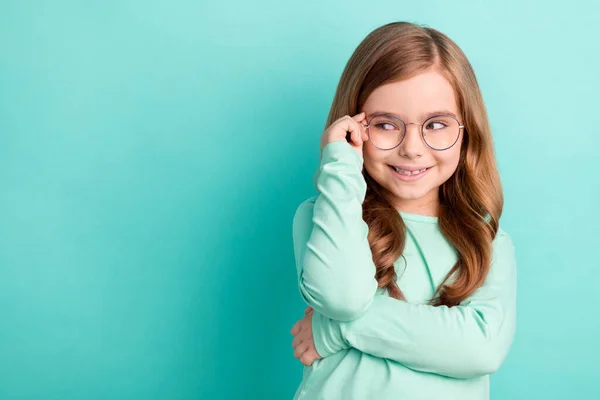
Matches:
[363,145,387,168]
[434,150,461,177]
[363,158,384,185]
[363,141,378,159]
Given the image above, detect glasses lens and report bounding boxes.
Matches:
[422,115,461,150]
[368,115,405,149]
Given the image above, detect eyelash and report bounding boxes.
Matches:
[373,121,448,130]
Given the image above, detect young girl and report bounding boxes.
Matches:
[290,21,517,399]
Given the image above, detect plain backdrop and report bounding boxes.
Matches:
[1,1,599,399]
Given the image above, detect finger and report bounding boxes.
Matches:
[354,115,368,143]
[343,116,364,147]
[351,112,365,122]
[359,120,369,141]
[304,306,313,315]
[291,322,300,336]
[353,112,368,141]
[309,345,323,360]
[300,351,317,367]
[294,340,310,359]
[292,335,304,349]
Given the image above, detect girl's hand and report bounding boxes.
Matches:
[320,112,368,159]
[290,307,322,367]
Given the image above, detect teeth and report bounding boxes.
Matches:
[393,166,427,175]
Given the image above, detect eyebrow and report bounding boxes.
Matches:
[367,109,459,120]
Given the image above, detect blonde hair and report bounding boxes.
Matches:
[325,21,503,306]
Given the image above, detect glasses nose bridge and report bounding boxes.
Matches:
[403,121,424,137]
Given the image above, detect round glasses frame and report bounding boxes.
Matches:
[361,113,465,151]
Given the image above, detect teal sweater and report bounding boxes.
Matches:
[291,141,517,400]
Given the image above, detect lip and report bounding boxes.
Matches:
[388,164,432,182]
[390,164,432,171]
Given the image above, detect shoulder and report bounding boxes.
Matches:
[489,226,517,279]
[493,227,515,251]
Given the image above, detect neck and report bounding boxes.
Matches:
[392,191,440,217]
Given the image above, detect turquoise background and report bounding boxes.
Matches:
[1,1,598,399]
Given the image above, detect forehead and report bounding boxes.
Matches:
[363,70,460,121]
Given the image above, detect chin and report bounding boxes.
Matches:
[394,189,429,201]
[381,181,422,198]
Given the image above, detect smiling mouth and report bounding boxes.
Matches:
[389,165,432,176]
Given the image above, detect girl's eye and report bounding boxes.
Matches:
[375,122,398,131]
[426,121,447,130]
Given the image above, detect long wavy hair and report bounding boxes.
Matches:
[324,21,503,307]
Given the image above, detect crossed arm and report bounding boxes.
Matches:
[292,140,517,379]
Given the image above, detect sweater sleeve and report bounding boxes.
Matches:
[292,140,379,321]
[311,231,518,379]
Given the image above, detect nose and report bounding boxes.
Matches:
[398,122,425,158]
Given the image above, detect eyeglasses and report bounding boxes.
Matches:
[362,113,464,151]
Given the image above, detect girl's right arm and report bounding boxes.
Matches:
[292,120,379,321]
